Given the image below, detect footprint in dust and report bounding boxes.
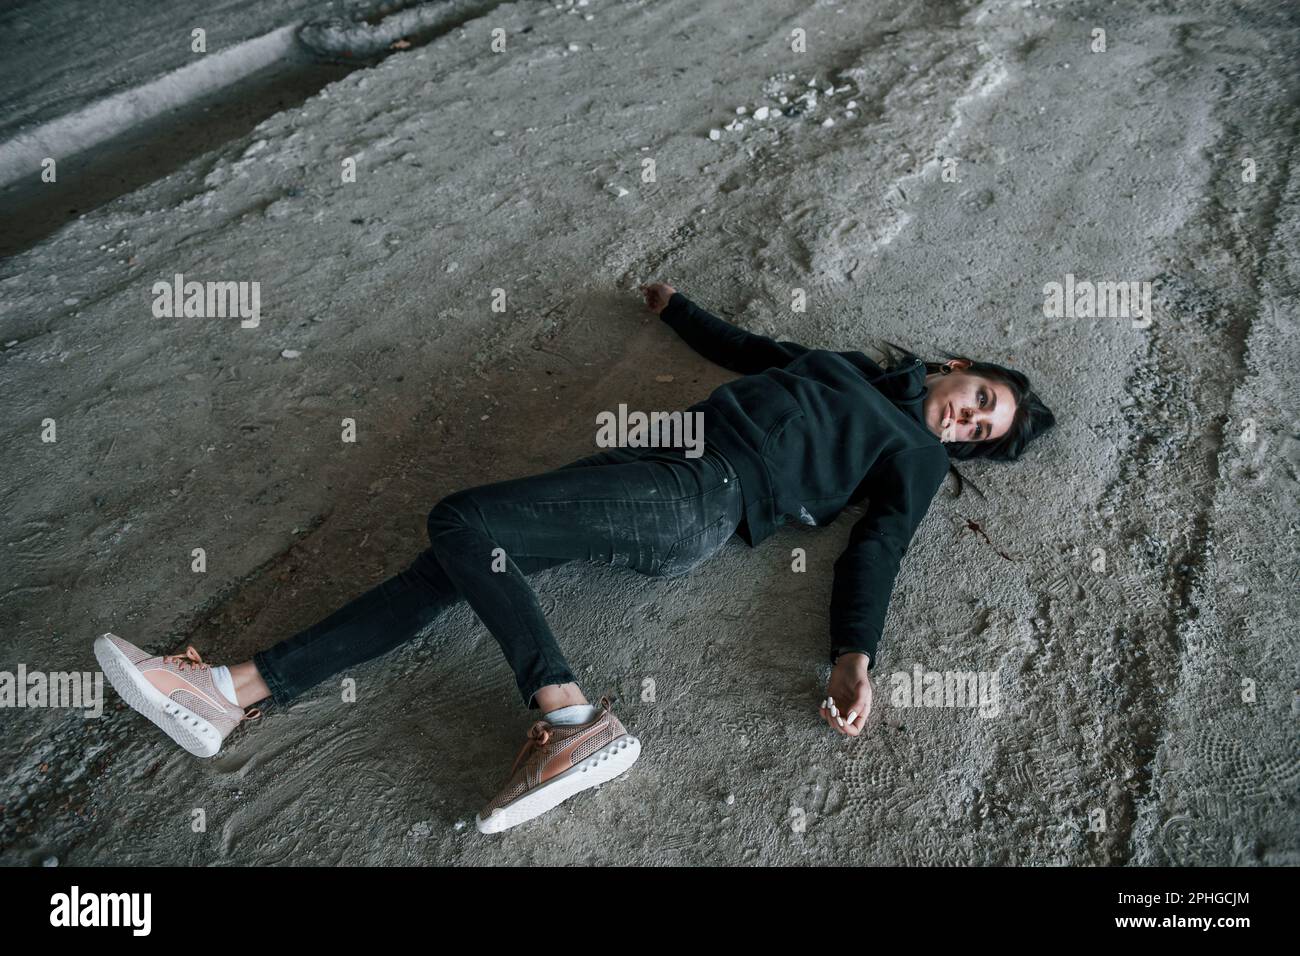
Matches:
[794,771,847,821]
[1160,813,1216,864]
[1193,728,1300,800]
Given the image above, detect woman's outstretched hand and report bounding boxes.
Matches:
[639,282,676,314]
[821,652,873,737]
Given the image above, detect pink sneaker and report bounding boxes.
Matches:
[475,695,641,834]
[94,633,261,757]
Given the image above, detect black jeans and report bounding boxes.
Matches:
[252,443,743,710]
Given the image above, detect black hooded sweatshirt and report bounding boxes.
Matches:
[658,291,950,670]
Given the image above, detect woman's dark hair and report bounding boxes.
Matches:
[881,342,1056,497]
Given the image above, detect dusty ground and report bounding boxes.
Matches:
[1,0,1297,865]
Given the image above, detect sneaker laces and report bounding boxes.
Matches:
[528,720,553,748]
[162,646,263,722]
[163,645,208,671]
[505,697,617,778]
[504,720,553,779]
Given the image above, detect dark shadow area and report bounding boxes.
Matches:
[0,1,518,261]
[0,52,357,261]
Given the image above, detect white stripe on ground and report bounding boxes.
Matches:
[0,24,300,189]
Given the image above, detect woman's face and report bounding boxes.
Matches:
[923,361,1017,443]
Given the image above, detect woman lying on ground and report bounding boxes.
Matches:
[95,281,1055,833]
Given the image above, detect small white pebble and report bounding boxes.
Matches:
[567,42,581,52]
[708,128,721,140]
[280,349,301,359]
[605,183,629,197]
[446,261,459,272]
[822,117,835,127]
[725,793,735,805]
[847,100,857,109]
[736,105,747,114]
[845,110,857,119]
[4,340,18,348]
[492,129,506,136]
[753,106,770,120]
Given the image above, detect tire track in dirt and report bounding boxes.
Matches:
[1096,35,1300,861]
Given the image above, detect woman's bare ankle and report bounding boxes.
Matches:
[532,683,587,713]
[230,661,272,708]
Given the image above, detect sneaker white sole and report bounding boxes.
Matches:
[475,733,642,834]
[94,634,224,758]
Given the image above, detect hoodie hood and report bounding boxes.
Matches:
[845,352,930,426]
